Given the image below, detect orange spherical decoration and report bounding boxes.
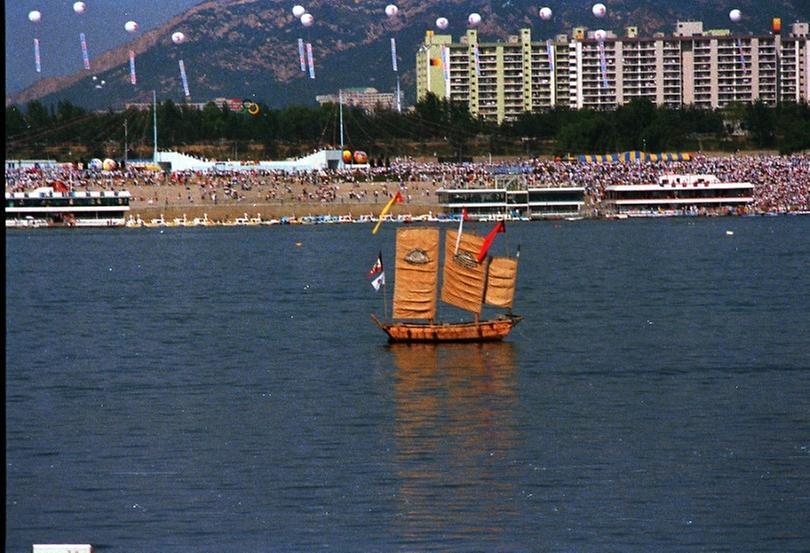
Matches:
[353,150,368,164]
[342,150,352,163]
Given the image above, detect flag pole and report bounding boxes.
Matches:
[377,251,388,320]
[383,278,388,321]
[382,251,389,320]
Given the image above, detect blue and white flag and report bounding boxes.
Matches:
[80,32,90,70]
[597,41,608,89]
[737,39,747,72]
[179,59,190,98]
[298,38,306,72]
[306,42,315,79]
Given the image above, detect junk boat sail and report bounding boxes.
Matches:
[372,225,522,343]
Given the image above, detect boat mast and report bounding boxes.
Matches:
[152,90,158,164]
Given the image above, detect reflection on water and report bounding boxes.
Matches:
[391,343,520,547]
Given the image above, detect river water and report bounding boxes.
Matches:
[6,217,810,552]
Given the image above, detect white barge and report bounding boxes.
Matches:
[5,187,131,228]
[603,174,754,216]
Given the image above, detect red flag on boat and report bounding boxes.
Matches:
[476,220,506,263]
[369,251,385,291]
[368,251,383,278]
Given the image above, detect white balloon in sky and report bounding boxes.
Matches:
[592,3,607,18]
[729,9,742,22]
[385,4,399,18]
[125,20,139,33]
[300,13,314,27]
[468,13,482,27]
[171,31,186,44]
[292,5,306,18]
[28,10,42,23]
[594,29,607,41]
[539,7,552,20]
[435,17,449,30]
[73,2,86,15]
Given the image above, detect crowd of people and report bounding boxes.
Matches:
[5,153,810,215]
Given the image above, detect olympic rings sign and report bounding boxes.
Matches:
[241,99,260,116]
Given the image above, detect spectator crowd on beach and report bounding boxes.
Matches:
[5,153,810,215]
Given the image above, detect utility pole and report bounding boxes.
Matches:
[123,118,128,166]
[339,88,345,149]
[396,74,402,113]
[152,90,158,164]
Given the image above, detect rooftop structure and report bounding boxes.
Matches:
[315,87,404,112]
[123,97,245,112]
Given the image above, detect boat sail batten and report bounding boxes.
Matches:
[484,256,518,309]
[441,230,488,315]
[392,227,440,320]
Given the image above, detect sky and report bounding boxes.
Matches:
[5,0,201,95]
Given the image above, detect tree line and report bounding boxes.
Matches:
[5,95,810,161]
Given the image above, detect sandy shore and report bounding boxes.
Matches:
[126,181,441,222]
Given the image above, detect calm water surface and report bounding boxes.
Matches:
[6,218,810,552]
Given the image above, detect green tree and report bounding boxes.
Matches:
[777,102,810,154]
[25,100,52,130]
[56,100,85,123]
[744,100,776,147]
[5,105,28,137]
[615,98,656,150]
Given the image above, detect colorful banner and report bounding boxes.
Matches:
[298,38,306,72]
[80,32,90,70]
[473,44,481,76]
[597,40,608,89]
[179,59,190,98]
[441,45,451,98]
[390,38,398,72]
[737,39,747,71]
[34,38,41,73]
[546,39,555,72]
[129,50,136,85]
[306,42,315,79]
[577,151,692,163]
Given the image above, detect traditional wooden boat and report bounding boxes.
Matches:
[371,226,522,343]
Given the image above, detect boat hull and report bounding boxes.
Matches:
[372,315,522,343]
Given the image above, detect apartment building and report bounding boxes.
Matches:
[416,21,810,123]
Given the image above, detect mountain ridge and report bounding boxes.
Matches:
[7,0,807,110]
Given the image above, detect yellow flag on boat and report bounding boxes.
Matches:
[371,191,404,234]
